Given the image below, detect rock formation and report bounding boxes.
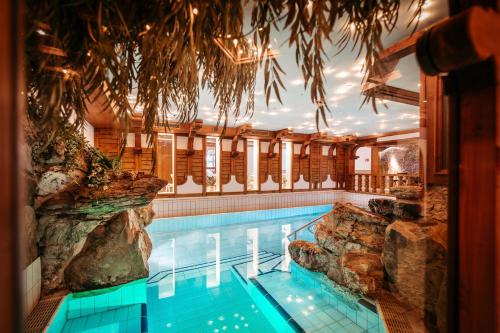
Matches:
[64,206,154,291]
[382,221,447,317]
[29,127,165,293]
[289,202,390,297]
[289,185,448,332]
[375,185,448,332]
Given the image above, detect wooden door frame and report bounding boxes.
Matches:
[0,0,23,330]
[416,4,500,332]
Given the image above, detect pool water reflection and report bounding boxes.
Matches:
[49,205,384,333]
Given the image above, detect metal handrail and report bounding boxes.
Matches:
[286,212,330,241]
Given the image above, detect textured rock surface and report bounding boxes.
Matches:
[382,221,447,317]
[31,129,166,293]
[289,240,328,271]
[367,198,394,218]
[393,201,422,220]
[290,202,390,297]
[423,185,448,224]
[368,198,422,220]
[341,252,383,296]
[37,174,164,293]
[65,206,153,291]
[328,203,390,252]
[390,186,423,200]
[36,171,70,196]
[23,205,38,267]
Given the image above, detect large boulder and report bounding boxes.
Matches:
[382,220,447,316]
[64,206,153,291]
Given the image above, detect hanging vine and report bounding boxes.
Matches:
[26,0,423,146]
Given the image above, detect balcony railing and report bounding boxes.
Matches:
[346,173,421,194]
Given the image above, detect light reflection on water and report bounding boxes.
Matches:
[148,213,321,278]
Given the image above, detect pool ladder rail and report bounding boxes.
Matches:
[286,212,329,241]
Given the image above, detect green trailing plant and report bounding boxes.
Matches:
[28,123,119,189]
[26,0,424,147]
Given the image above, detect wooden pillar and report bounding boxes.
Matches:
[371,146,380,190]
[416,6,500,332]
[0,0,23,330]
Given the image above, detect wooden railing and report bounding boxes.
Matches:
[346,173,421,194]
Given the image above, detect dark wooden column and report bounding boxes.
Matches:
[0,0,23,331]
[416,5,500,333]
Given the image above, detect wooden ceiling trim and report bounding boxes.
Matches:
[268,128,291,158]
[230,124,251,158]
[363,85,420,106]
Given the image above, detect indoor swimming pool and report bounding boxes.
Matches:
[46,205,386,333]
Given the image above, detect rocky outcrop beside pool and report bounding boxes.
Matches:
[30,127,165,294]
[289,185,448,332]
[289,202,390,297]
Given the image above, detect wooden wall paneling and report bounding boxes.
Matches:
[243,139,248,192]
[175,149,188,186]
[310,142,321,189]
[259,149,267,185]
[139,148,153,174]
[371,146,381,189]
[173,134,177,193]
[258,139,261,192]
[175,135,188,186]
[270,143,280,184]
[94,128,120,159]
[221,151,231,185]
[421,73,448,185]
[319,146,330,184]
[292,154,300,184]
[202,136,206,195]
[153,132,158,177]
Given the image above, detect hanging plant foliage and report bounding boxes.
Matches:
[26,0,424,146]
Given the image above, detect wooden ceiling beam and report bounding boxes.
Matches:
[355,128,419,145]
[378,30,425,63]
[363,85,420,106]
[363,30,425,92]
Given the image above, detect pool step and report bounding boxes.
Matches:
[147,250,278,284]
[231,252,286,285]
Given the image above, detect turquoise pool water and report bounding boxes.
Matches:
[47,205,386,333]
